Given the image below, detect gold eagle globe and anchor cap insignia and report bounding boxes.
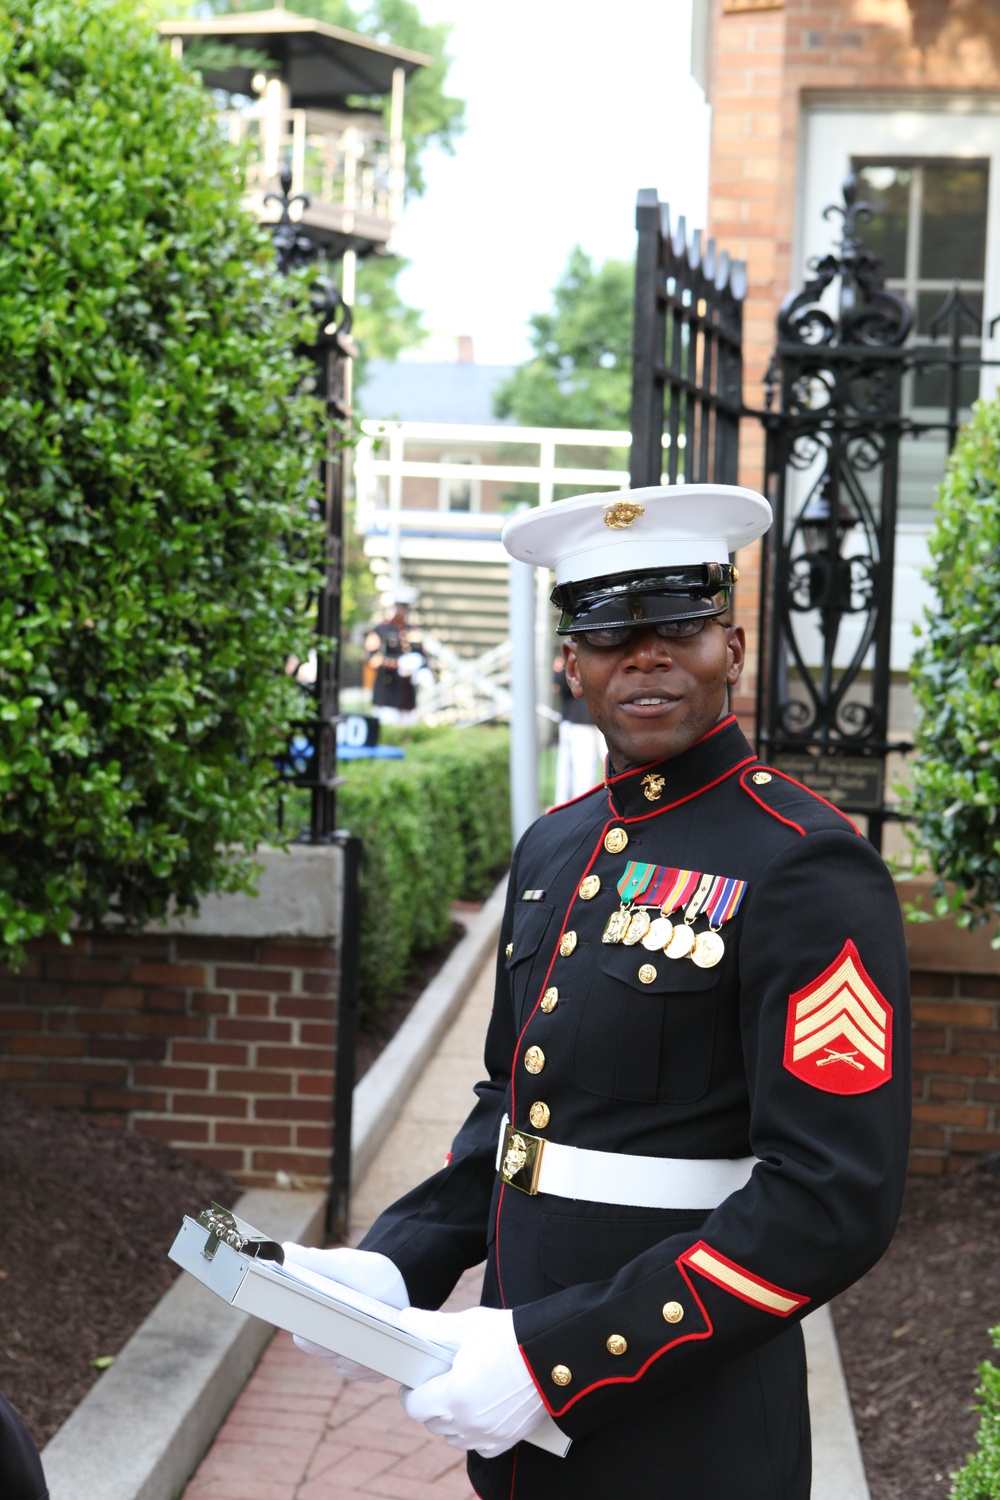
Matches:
[603,499,645,529]
[499,483,772,638]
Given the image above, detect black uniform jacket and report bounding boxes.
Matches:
[361,716,911,1500]
[367,620,418,712]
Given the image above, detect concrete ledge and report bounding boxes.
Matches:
[351,877,507,1186]
[161,844,343,940]
[41,1190,325,1500]
[805,1305,871,1500]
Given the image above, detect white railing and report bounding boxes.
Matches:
[412,638,560,729]
[220,107,399,226]
[354,421,634,542]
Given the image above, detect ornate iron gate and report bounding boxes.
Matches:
[629,189,745,488]
[756,176,1000,850]
[629,178,1000,852]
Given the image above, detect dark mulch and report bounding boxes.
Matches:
[832,1157,1000,1498]
[0,1091,240,1449]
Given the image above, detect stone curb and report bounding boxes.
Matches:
[39,1188,327,1500]
[39,881,507,1500]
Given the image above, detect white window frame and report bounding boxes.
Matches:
[799,96,1000,400]
[793,100,1000,673]
[437,450,482,513]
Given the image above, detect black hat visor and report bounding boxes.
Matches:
[551,564,736,636]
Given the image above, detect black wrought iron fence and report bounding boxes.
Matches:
[755,177,1000,849]
[629,189,745,489]
[266,162,355,843]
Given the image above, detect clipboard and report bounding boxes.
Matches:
[169,1205,571,1458]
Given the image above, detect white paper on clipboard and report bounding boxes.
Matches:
[169,1212,571,1458]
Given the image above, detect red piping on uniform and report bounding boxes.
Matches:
[619,755,756,826]
[761,768,861,834]
[602,713,738,791]
[679,1239,810,1317]
[740,777,806,835]
[525,1262,714,1418]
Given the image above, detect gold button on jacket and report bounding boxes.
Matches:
[540,986,559,1012]
[606,1334,628,1355]
[579,874,601,900]
[604,828,628,854]
[529,1101,550,1129]
[523,1045,545,1075]
[559,930,578,956]
[662,1301,685,1324]
[551,1364,572,1386]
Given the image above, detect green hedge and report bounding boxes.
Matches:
[904,396,1000,944]
[951,1323,1000,1498]
[0,0,324,962]
[338,726,511,1018]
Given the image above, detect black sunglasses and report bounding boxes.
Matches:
[572,617,728,650]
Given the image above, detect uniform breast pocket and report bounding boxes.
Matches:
[572,945,720,1104]
[504,901,554,1015]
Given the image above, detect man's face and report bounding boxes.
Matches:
[563,618,746,773]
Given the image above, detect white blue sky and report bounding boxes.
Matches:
[390,0,711,366]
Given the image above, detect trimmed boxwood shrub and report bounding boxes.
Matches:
[951,1324,1000,1499]
[0,0,324,962]
[904,396,1000,944]
[338,727,511,1017]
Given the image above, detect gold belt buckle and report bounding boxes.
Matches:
[499,1123,545,1195]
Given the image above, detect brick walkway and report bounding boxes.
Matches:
[181,961,495,1500]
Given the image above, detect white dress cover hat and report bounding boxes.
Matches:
[501,484,772,634]
[501,484,771,583]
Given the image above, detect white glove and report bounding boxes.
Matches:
[282,1244,410,1383]
[396,1305,547,1458]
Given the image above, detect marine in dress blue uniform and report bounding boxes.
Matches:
[290,485,911,1500]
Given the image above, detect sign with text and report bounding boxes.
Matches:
[336,715,380,750]
[771,753,884,812]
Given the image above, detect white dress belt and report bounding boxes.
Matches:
[496,1116,758,1211]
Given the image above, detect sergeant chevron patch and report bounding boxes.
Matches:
[783,939,892,1095]
[679,1242,808,1317]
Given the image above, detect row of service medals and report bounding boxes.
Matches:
[601,871,737,970]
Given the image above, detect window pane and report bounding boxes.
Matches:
[854,165,910,278]
[920,164,988,280]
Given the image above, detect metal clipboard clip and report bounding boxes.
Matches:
[195,1203,285,1264]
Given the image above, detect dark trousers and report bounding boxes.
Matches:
[0,1394,48,1500]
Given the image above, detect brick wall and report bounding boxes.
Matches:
[905,903,1000,1176]
[0,929,340,1189]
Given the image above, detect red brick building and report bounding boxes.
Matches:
[694,0,1000,1173]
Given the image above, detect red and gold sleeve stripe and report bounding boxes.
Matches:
[678,1241,809,1317]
